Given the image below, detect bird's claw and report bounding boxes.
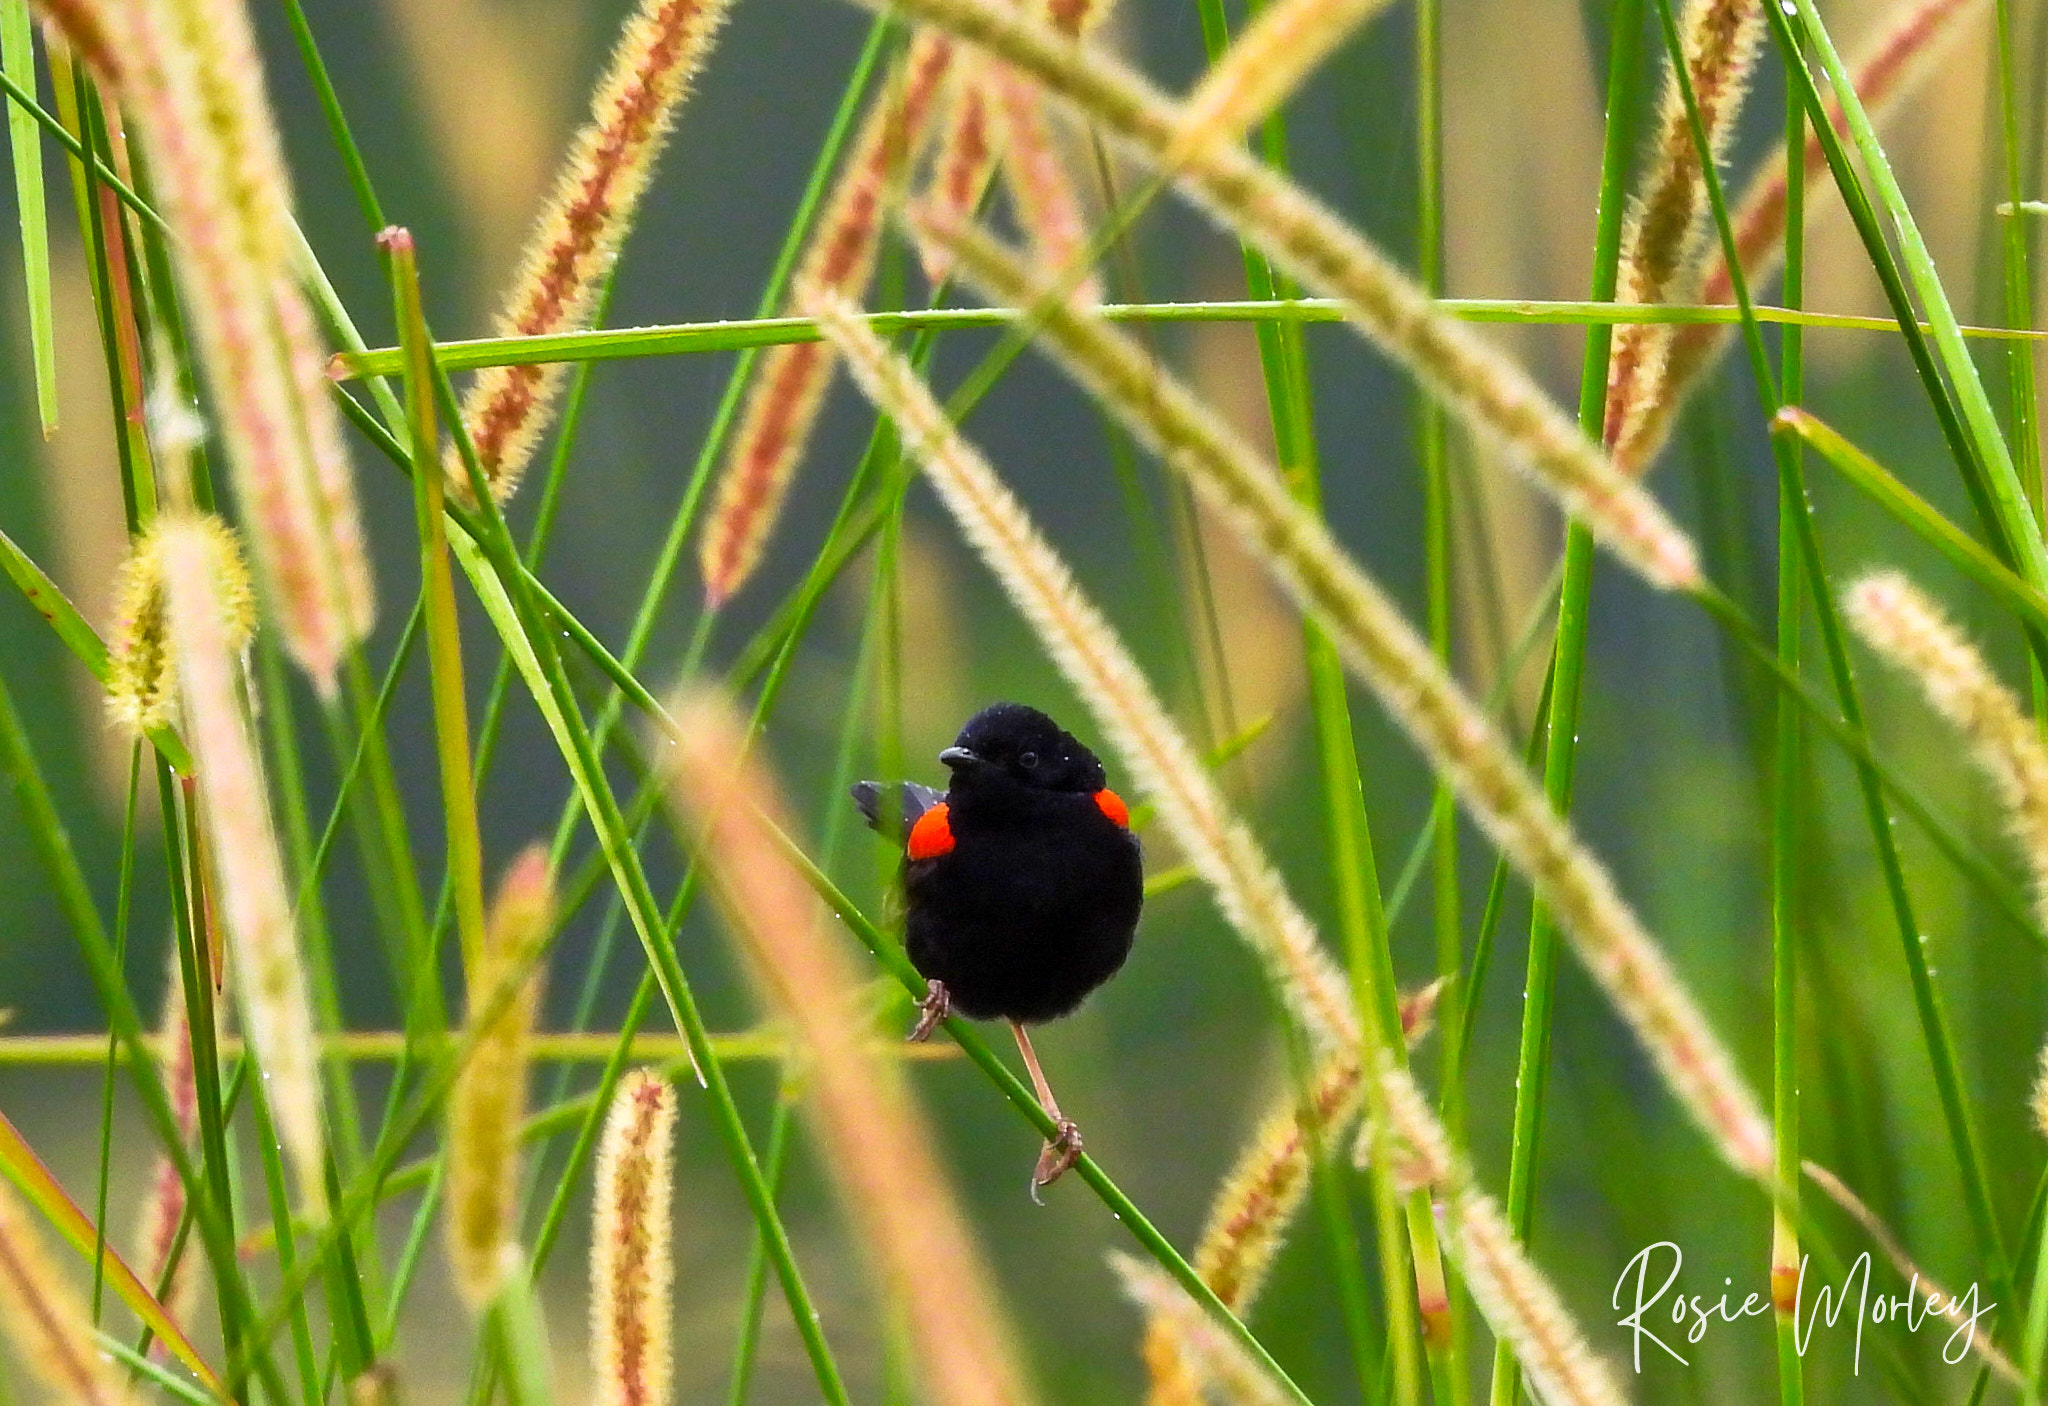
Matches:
[1029,1119,1083,1203]
[907,979,950,1043]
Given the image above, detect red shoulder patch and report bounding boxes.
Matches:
[906,802,955,860]
[1093,788,1129,828]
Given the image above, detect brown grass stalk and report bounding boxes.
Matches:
[454,0,733,503]
[160,512,327,1214]
[0,1183,134,1406]
[663,690,1038,1406]
[445,845,554,1312]
[698,30,956,605]
[1601,0,1767,453]
[1613,0,1984,476]
[591,1070,678,1406]
[922,219,1772,1179]
[832,0,1700,591]
[106,0,376,694]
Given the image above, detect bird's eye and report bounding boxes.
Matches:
[1019,750,1039,769]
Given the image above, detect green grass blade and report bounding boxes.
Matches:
[1791,0,2042,580]
[2,0,56,435]
[1665,0,2020,1331]
[329,299,2048,379]
[1490,2,1644,1401]
[383,229,488,972]
[0,1109,223,1395]
[1773,50,1807,1406]
[1772,408,2048,639]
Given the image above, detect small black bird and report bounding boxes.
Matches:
[854,702,1143,1194]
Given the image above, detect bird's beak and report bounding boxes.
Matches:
[938,745,979,769]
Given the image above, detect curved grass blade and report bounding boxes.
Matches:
[1773,408,2048,640]
[0,1108,222,1395]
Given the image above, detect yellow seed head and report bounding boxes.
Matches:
[349,1364,402,1406]
[1145,1051,1361,1404]
[1169,0,1398,164]
[107,516,252,736]
[591,1069,678,1406]
[446,844,554,1313]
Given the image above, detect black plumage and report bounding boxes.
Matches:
[853,702,1143,1193]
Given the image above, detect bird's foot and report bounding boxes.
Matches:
[1029,1119,1083,1203]
[906,979,950,1043]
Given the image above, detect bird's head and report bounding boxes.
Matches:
[939,702,1107,794]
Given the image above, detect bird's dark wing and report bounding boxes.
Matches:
[851,781,945,833]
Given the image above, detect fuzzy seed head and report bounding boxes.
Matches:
[160,512,327,1214]
[446,845,554,1313]
[1145,1052,1361,1404]
[1117,1255,1294,1406]
[698,30,955,605]
[348,1364,402,1406]
[110,0,376,693]
[456,0,734,503]
[990,70,1102,304]
[591,1069,678,1406]
[0,1183,135,1406]
[1603,0,1768,458]
[921,56,1000,286]
[30,0,121,78]
[106,517,252,736]
[1612,0,1984,477]
[1846,570,2048,931]
[1398,977,1444,1048]
[1169,0,1397,163]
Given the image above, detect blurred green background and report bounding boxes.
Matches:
[3,0,2045,1400]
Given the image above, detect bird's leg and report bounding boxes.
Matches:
[907,978,951,1043]
[1010,1020,1082,1199]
